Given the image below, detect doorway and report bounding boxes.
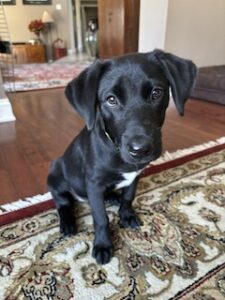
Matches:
[72,0,98,54]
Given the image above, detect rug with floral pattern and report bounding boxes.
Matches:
[0,147,225,299]
[3,61,90,92]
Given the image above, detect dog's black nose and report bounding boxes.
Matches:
[127,137,152,157]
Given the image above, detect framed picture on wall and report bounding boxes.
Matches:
[2,0,16,5]
[22,0,52,4]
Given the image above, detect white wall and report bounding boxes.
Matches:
[165,0,225,66]
[138,0,168,52]
[139,0,225,67]
[4,0,72,49]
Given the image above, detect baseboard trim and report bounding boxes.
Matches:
[0,98,16,123]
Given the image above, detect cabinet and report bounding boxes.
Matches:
[98,0,140,59]
[12,43,46,64]
[12,44,27,64]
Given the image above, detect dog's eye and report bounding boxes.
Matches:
[150,88,163,100]
[106,95,118,107]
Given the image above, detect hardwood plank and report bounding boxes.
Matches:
[29,162,51,194]
[0,170,18,203]
[1,143,41,199]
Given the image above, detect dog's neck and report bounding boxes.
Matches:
[103,122,121,152]
[104,128,114,144]
[97,113,120,152]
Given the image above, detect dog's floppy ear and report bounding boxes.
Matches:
[65,60,106,130]
[151,49,197,115]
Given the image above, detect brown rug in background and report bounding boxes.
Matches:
[0,143,225,299]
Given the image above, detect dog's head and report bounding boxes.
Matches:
[65,50,197,165]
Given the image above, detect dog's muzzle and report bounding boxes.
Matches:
[122,129,162,164]
[127,136,152,158]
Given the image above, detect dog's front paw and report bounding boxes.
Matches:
[92,244,114,264]
[119,208,142,229]
[60,217,76,237]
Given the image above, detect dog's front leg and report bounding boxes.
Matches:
[87,184,113,264]
[119,178,141,228]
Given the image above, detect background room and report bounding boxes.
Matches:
[0,1,225,299]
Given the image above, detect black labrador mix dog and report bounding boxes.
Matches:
[48,50,197,264]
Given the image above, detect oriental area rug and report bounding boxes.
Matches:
[3,61,90,92]
[0,140,225,299]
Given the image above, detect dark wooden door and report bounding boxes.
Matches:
[98,0,140,58]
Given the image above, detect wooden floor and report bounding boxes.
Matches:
[0,88,225,205]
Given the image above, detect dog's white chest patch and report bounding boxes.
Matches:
[115,170,141,190]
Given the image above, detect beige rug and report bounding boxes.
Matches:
[0,142,225,299]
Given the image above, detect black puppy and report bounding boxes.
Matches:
[48,50,197,264]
